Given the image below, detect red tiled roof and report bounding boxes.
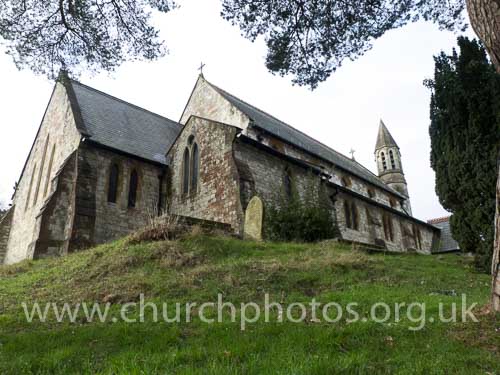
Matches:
[427,216,451,225]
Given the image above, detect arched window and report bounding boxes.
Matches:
[182,148,190,195]
[383,214,389,240]
[367,188,376,199]
[108,163,120,203]
[381,152,387,171]
[344,201,352,229]
[34,136,50,206]
[128,170,139,208]
[389,198,397,208]
[388,217,394,241]
[351,203,359,230]
[389,150,396,169]
[284,168,292,199]
[25,163,37,211]
[366,208,373,225]
[341,176,352,187]
[43,144,56,198]
[191,143,199,191]
[383,214,394,241]
[413,225,422,250]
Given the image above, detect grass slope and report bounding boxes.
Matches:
[0,235,498,374]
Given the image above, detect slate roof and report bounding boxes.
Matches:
[67,79,182,165]
[428,216,460,252]
[207,81,405,198]
[375,120,399,150]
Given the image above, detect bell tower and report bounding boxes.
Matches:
[375,120,412,214]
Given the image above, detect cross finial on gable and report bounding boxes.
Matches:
[198,62,206,77]
[350,148,356,160]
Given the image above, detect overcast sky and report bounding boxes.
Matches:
[0,0,477,220]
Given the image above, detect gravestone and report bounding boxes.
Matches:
[244,196,263,241]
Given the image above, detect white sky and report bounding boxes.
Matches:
[0,0,477,219]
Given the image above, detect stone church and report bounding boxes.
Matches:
[0,73,441,265]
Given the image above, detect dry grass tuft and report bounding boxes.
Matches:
[0,260,35,277]
[150,242,205,269]
[127,214,181,244]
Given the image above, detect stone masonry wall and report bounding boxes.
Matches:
[0,208,15,264]
[335,192,437,253]
[5,82,82,265]
[234,141,327,211]
[168,116,243,232]
[74,144,167,246]
[234,139,438,253]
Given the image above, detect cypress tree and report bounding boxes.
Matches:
[427,37,500,271]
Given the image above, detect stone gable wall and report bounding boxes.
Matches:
[168,117,243,232]
[74,145,167,246]
[5,83,82,265]
[180,77,250,128]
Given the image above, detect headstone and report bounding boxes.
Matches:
[244,196,263,241]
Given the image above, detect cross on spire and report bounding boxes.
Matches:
[349,148,356,160]
[198,62,206,76]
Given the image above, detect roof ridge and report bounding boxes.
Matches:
[69,79,181,127]
[208,81,368,167]
[206,79,400,195]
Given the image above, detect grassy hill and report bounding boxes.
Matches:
[0,234,498,374]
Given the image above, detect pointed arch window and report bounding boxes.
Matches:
[191,143,199,192]
[108,163,120,203]
[381,152,387,171]
[34,136,50,206]
[43,144,56,198]
[344,201,352,229]
[383,214,394,241]
[25,163,37,211]
[412,225,422,250]
[128,170,139,208]
[344,200,358,231]
[389,150,396,169]
[366,207,373,226]
[351,203,359,230]
[284,168,292,199]
[341,176,352,188]
[367,188,376,199]
[182,148,190,195]
[181,136,201,196]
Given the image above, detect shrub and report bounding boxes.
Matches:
[265,178,338,242]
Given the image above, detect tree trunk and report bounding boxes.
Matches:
[492,162,500,312]
[466,0,500,312]
[467,0,500,69]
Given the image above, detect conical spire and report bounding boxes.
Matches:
[375,120,399,151]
